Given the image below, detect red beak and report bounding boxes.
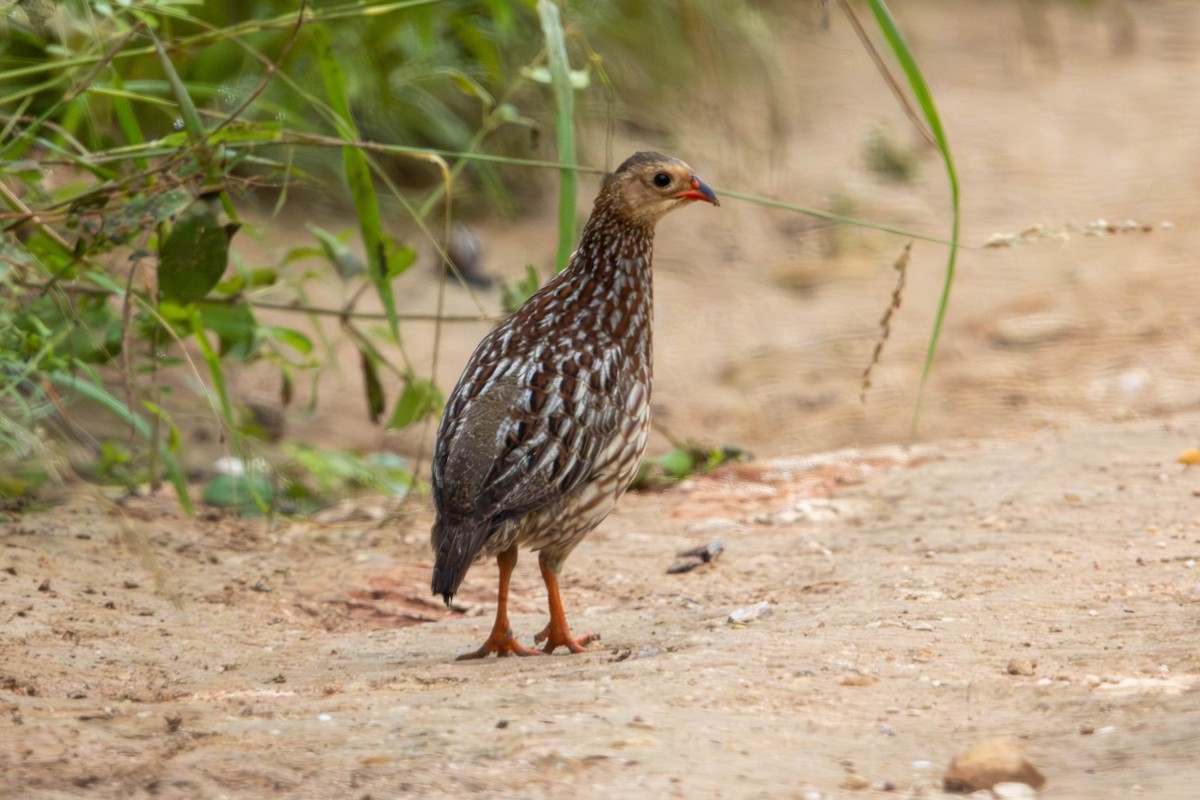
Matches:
[674,175,719,206]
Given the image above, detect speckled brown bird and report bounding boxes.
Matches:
[430,152,718,659]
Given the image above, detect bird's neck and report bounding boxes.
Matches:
[571,204,654,286]
[564,205,657,323]
[540,203,655,355]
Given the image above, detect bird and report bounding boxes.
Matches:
[430,151,719,659]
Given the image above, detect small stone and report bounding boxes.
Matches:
[990,313,1078,348]
[444,225,491,287]
[727,601,772,624]
[840,672,878,687]
[942,737,1046,792]
[839,774,870,791]
[993,781,1039,799]
[1006,658,1036,676]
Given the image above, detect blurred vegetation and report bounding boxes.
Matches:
[0,0,789,510]
[0,0,957,511]
[864,127,918,183]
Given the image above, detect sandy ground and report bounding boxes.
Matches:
[3,420,1199,799]
[5,1,1200,798]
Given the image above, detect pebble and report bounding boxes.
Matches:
[1006,658,1037,676]
[839,774,870,791]
[444,225,491,287]
[760,498,845,525]
[942,737,1046,792]
[839,672,878,686]
[684,518,743,536]
[989,313,1077,347]
[727,601,772,624]
[993,781,1039,799]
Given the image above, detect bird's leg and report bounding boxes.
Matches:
[456,545,543,660]
[533,552,599,654]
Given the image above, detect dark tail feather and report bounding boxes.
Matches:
[431,518,491,605]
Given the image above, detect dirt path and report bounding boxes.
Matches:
[6,3,1200,798]
[4,417,1199,798]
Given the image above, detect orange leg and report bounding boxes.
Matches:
[533,553,599,654]
[456,546,543,660]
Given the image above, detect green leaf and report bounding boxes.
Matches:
[384,241,416,280]
[306,222,364,279]
[501,264,542,314]
[214,274,245,295]
[447,69,495,109]
[387,376,443,430]
[496,102,537,128]
[280,366,294,407]
[196,301,259,359]
[265,325,313,356]
[158,198,230,304]
[656,449,698,479]
[202,473,276,516]
[360,351,385,424]
[247,267,278,288]
[152,32,206,147]
[312,26,395,338]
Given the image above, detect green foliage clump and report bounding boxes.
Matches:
[864,128,918,183]
[0,0,961,511]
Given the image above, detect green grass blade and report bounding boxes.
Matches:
[312,26,396,339]
[865,0,960,423]
[717,189,961,248]
[538,0,577,273]
[151,32,207,148]
[189,307,237,432]
[108,70,150,173]
[45,370,194,514]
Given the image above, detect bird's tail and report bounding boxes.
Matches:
[430,518,491,605]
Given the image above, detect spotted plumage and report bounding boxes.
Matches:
[430,152,718,659]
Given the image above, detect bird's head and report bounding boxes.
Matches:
[602,151,719,227]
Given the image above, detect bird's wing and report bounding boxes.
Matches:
[436,335,632,524]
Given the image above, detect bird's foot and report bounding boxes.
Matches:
[455,627,544,660]
[533,623,600,655]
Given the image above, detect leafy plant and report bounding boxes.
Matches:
[500,264,542,314]
[631,443,751,491]
[0,0,963,514]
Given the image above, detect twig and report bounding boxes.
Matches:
[860,241,911,402]
[209,0,309,140]
[9,278,497,323]
[837,0,936,149]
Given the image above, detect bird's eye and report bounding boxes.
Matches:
[652,172,672,188]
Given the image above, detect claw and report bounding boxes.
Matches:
[534,623,600,655]
[456,627,545,660]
